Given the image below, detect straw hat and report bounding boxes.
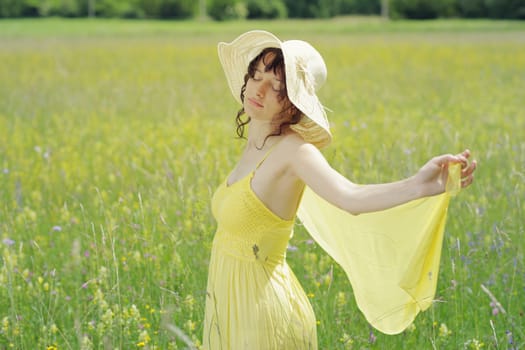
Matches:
[218,30,332,149]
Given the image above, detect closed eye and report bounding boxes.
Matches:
[252,70,283,93]
[253,70,263,81]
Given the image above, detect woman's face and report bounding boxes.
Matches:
[243,52,288,122]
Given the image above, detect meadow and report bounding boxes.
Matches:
[0,18,524,349]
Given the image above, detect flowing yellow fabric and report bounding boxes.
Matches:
[297,164,461,335]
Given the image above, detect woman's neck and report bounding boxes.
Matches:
[246,119,283,150]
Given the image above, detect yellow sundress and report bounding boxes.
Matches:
[203,144,461,348]
[203,147,317,349]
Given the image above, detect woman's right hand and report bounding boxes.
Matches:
[415,149,477,197]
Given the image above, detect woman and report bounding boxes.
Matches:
[203,30,476,349]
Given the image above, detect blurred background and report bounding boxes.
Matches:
[0,0,524,21]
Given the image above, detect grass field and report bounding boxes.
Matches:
[0,18,524,349]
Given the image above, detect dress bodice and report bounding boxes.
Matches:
[211,172,294,263]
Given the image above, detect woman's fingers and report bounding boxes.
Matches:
[446,149,477,188]
[460,159,477,188]
[424,150,477,190]
[454,149,471,168]
[461,173,474,188]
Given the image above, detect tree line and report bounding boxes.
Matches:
[0,0,523,20]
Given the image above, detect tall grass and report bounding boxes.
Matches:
[0,18,524,349]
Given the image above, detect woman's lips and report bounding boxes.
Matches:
[247,98,263,108]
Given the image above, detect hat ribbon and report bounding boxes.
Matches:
[296,57,316,96]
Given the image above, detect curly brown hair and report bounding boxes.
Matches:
[235,47,303,149]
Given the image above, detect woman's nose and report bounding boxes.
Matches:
[256,82,267,97]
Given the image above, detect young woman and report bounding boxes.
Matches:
[203,30,477,349]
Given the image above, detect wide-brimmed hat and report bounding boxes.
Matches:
[218,30,332,149]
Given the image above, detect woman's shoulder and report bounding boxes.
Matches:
[276,132,323,169]
[281,131,318,151]
[281,132,322,157]
[275,131,329,184]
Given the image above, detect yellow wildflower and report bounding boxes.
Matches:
[138,330,151,344]
[80,335,93,350]
[185,319,196,332]
[2,316,8,333]
[439,323,452,337]
[406,323,416,332]
[336,292,347,308]
[465,339,485,349]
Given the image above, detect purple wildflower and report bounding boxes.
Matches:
[287,244,298,252]
[506,330,513,343]
[369,331,377,344]
[2,238,15,246]
[506,330,515,349]
[52,226,62,232]
[490,301,499,316]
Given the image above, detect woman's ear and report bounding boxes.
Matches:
[288,104,298,116]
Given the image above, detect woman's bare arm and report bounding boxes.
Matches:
[291,143,476,215]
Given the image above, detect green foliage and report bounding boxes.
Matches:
[95,0,142,18]
[457,0,488,17]
[208,0,247,20]
[283,0,334,18]
[0,0,196,18]
[338,0,380,15]
[484,0,525,19]
[246,0,287,19]
[0,0,524,18]
[390,0,452,19]
[32,0,78,17]
[391,0,525,19]
[156,0,197,18]
[0,0,24,17]
[92,0,196,18]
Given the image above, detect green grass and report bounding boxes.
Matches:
[0,18,524,349]
[1,16,525,39]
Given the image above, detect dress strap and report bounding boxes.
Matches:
[254,139,283,170]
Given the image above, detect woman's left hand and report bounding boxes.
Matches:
[416,149,477,197]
